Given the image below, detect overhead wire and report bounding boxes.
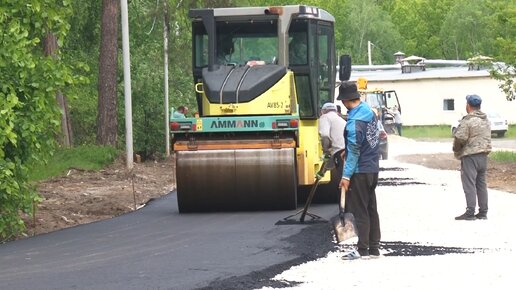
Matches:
[369,41,396,60]
[146,0,160,35]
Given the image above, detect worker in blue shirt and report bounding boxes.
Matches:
[337,81,381,260]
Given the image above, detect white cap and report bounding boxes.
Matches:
[321,103,337,111]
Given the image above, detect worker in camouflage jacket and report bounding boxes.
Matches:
[453,94,492,221]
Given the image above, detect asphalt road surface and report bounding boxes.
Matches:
[0,193,339,290]
[492,138,516,150]
[2,137,513,290]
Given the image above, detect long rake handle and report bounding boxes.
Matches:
[300,160,328,222]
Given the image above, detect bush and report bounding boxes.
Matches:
[0,1,75,241]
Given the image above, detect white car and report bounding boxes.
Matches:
[451,112,509,137]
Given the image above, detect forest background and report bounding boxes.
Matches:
[0,0,515,239]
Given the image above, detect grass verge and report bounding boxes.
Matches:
[29,145,118,182]
[402,125,451,139]
[490,151,516,163]
[403,124,516,139]
[506,125,516,138]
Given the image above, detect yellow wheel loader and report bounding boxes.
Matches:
[356,77,401,134]
[170,5,351,212]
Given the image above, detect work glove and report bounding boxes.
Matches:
[315,157,329,179]
[315,170,325,179]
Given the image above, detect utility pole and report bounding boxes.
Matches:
[163,0,170,157]
[368,41,373,65]
[121,0,133,169]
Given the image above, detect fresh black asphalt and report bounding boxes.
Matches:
[0,192,338,290]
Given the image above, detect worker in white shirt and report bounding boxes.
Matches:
[319,102,346,173]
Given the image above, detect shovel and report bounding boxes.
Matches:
[332,187,358,243]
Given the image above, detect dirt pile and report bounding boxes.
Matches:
[20,157,176,238]
[396,153,516,194]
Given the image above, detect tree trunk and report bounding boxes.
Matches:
[97,0,119,146]
[43,33,58,56]
[43,32,72,147]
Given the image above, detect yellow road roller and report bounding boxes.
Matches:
[170,5,351,212]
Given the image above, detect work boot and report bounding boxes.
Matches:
[455,209,476,220]
[475,212,488,220]
[369,248,383,259]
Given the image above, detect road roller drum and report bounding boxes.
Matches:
[176,147,297,212]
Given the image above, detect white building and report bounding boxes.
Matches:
[346,66,516,126]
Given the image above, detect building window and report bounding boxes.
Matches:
[443,99,455,111]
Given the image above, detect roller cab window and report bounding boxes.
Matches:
[193,20,278,67]
[289,20,335,119]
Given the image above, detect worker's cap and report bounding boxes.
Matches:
[337,81,360,101]
[321,103,337,111]
[466,94,482,107]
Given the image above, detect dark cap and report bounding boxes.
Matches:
[337,81,360,101]
[466,94,482,107]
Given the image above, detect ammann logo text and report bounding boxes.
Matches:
[210,120,259,129]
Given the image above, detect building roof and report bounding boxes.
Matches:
[349,66,490,82]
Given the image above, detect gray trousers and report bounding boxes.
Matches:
[460,153,488,213]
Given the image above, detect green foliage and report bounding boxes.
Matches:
[506,125,516,138]
[486,0,516,101]
[28,145,118,181]
[59,0,244,154]
[486,0,516,64]
[66,57,98,145]
[440,0,494,60]
[338,0,401,64]
[490,151,516,163]
[388,0,452,58]
[63,0,101,144]
[491,65,516,102]
[0,0,76,240]
[114,0,195,158]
